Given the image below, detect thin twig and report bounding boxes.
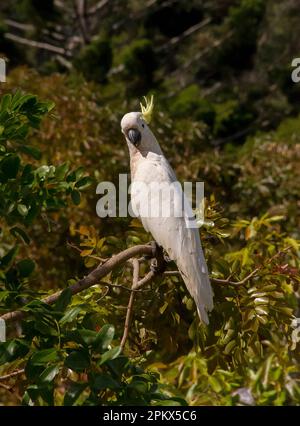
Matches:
[211,268,260,286]
[98,281,149,293]
[55,55,73,70]
[87,0,109,15]
[211,245,293,287]
[4,20,34,31]
[67,241,107,262]
[0,382,12,390]
[164,270,181,276]
[156,18,211,52]
[4,33,69,56]
[120,259,139,350]
[0,369,24,381]
[135,270,156,290]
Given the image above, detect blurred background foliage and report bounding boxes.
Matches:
[0,0,299,406]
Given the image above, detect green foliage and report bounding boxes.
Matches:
[0,310,181,406]
[121,39,157,95]
[170,85,216,127]
[73,38,112,84]
[213,98,254,138]
[0,90,88,331]
[216,0,266,69]
[17,0,58,23]
[0,92,92,231]
[228,0,265,47]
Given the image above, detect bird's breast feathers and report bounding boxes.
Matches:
[132,152,174,184]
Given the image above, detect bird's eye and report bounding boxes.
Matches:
[142,123,145,128]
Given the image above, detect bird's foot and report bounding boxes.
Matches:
[149,241,166,274]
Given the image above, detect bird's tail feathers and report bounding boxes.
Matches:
[179,261,214,325]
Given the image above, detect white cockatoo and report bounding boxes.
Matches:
[121,96,213,324]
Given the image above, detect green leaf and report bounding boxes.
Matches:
[77,329,98,346]
[208,376,222,393]
[20,145,41,160]
[224,340,236,355]
[30,349,59,366]
[16,259,35,277]
[65,350,90,371]
[104,355,128,377]
[0,339,29,364]
[93,324,115,352]
[63,381,87,406]
[60,306,83,324]
[91,373,120,390]
[71,190,81,205]
[17,204,29,217]
[75,176,93,189]
[0,246,18,269]
[128,379,149,394]
[0,155,20,179]
[55,163,69,180]
[99,346,121,366]
[10,226,31,244]
[0,94,12,112]
[55,288,72,312]
[26,383,54,405]
[39,365,60,383]
[44,100,55,113]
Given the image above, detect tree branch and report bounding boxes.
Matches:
[210,246,293,286]
[1,244,291,324]
[4,20,34,32]
[211,268,260,286]
[0,369,25,381]
[87,0,110,15]
[0,244,153,323]
[4,33,70,56]
[73,0,90,44]
[156,18,211,52]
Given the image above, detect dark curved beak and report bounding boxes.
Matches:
[127,128,141,147]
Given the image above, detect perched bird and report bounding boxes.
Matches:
[121,97,213,324]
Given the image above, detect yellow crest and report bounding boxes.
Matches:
[140,95,154,124]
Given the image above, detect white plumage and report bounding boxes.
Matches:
[121,109,213,324]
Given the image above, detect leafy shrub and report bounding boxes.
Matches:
[145,2,204,38]
[17,0,58,22]
[170,85,216,127]
[213,98,254,138]
[73,38,112,84]
[121,39,157,95]
[215,0,266,69]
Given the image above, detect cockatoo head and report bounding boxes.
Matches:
[121,96,161,155]
[121,111,146,148]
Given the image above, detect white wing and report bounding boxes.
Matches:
[132,154,213,324]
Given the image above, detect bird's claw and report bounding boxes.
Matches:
[148,241,166,274]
